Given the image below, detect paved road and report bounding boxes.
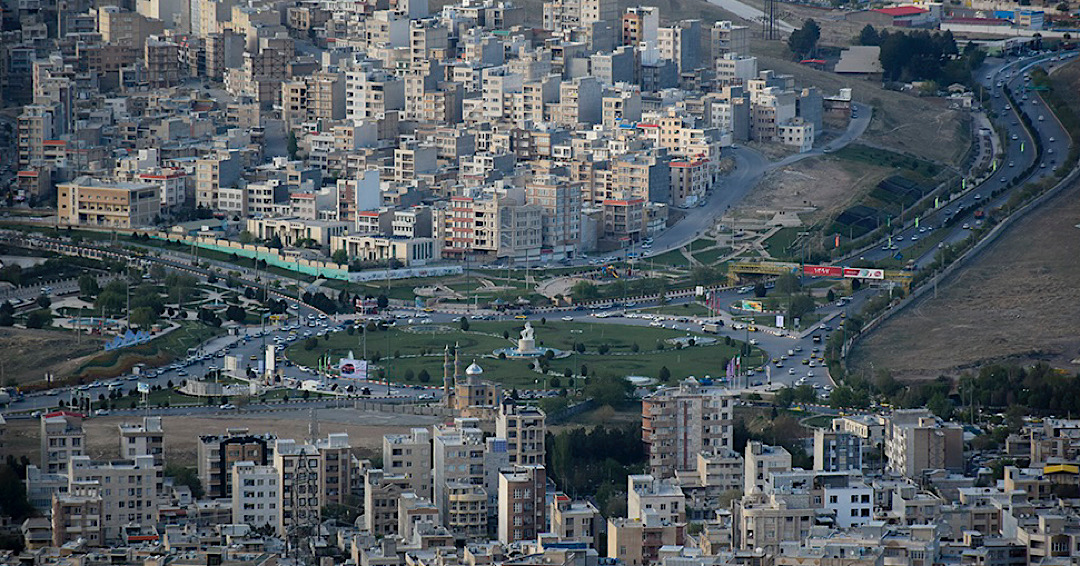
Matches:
[856,51,1074,268]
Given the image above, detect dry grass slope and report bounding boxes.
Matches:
[849,60,1080,380]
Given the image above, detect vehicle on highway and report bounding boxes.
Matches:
[561,316,573,321]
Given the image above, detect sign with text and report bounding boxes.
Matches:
[803,265,843,277]
[843,267,885,280]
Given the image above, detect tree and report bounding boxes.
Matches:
[25,309,52,329]
[164,464,204,498]
[753,282,767,298]
[858,24,880,46]
[787,294,816,321]
[36,295,51,309]
[418,369,431,383]
[287,131,299,160]
[460,317,470,331]
[571,280,600,301]
[377,294,389,309]
[268,235,283,249]
[658,366,671,382]
[826,289,836,302]
[788,19,821,58]
[928,392,954,419]
[78,274,100,297]
[584,374,633,407]
[238,230,255,244]
[332,249,348,265]
[0,312,12,327]
[225,304,246,322]
[775,272,801,295]
[130,306,158,328]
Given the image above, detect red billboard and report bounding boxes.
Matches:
[803,265,843,277]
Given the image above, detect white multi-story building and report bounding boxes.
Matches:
[231,462,279,530]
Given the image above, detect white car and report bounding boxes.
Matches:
[562,316,574,321]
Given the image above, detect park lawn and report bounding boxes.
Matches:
[640,303,713,317]
[545,341,746,381]
[692,247,731,266]
[284,320,759,388]
[645,249,690,267]
[763,227,803,260]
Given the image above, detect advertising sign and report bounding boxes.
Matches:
[338,358,369,380]
[843,267,885,280]
[803,265,843,277]
[739,300,764,312]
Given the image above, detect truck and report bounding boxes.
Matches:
[702,322,724,334]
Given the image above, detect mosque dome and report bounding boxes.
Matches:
[466,362,483,375]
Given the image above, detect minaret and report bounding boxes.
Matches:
[443,345,454,404]
[454,342,462,381]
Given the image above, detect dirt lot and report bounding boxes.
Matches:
[0,327,106,385]
[849,176,1080,380]
[736,153,895,224]
[751,46,972,167]
[3,410,440,468]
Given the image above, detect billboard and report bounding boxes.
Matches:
[338,358,369,380]
[803,265,843,277]
[739,300,764,312]
[843,267,885,280]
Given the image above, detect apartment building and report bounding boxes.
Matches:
[813,427,864,473]
[196,429,275,499]
[550,494,602,548]
[51,493,103,547]
[495,402,546,466]
[608,474,686,566]
[745,441,792,495]
[330,234,436,267]
[497,465,546,544]
[316,433,354,508]
[195,153,241,210]
[642,380,736,479]
[711,21,750,58]
[118,417,164,465]
[363,468,411,536]
[383,428,433,498]
[41,412,85,475]
[274,439,322,537]
[67,455,162,544]
[675,449,744,519]
[281,70,346,127]
[230,462,279,530]
[885,409,964,480]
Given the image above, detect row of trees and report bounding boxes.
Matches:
[545,423,645,517]
[857,25,985,84]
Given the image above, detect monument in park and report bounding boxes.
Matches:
[493,321,566,359]
[517,322,538,356]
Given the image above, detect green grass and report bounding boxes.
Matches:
[801,414,836,428]
[763,227,804,259]
[640,303,713,317]
[284,320,759,388]
[75,322,226,381]
[646,249,690,267]
[692,247,731,266]
[832,144,943,181]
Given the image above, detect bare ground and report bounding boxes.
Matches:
[0,327,106,385]
[4,410,440,467]
[849,176,1080,380]
[736,155,895,224]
